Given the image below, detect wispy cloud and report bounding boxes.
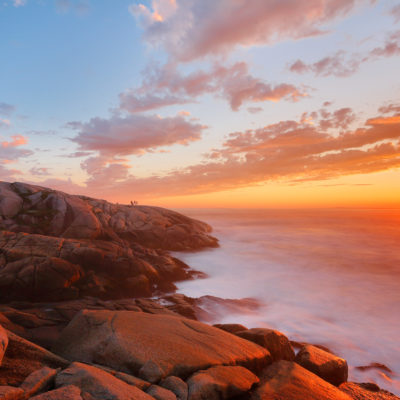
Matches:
[289,30,400,78]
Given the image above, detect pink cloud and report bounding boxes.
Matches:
[70,114,206,156]
[390,4,400,23]
[131,0,373,61]
[119,62,306,112]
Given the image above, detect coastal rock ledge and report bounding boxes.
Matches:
[0,181,218,302]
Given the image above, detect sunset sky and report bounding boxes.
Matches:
[1,0,400,207]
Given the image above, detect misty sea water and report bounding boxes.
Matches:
[174,208,400,394]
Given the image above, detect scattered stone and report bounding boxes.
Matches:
[29,385,83,400]
[147,385,177,400]
[20,367,58,398]
[339,382,400,400]
[160,376,188,400]
[213,324,248,334]
[251,360,352,400]
[53,310,271,382]
[55,362,154,400]
[295,344,348,386]
[236,328,295,361]
[0,386,24,400]
[187,365,259,400]
[0,324,8,366]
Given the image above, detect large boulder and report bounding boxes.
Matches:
[295,344,348,386]
[187,365,259,400]
[236,328,295,361]
[0,324,8,366]
[250,361,352,400]
[52,310,271,382]
[339,382,400,400]
[55,362,154,400]
[0,182,23,218]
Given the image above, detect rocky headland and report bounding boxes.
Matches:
[0,181,398,400]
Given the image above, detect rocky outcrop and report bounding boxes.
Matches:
[0,230,198,302]
[0,181,218,302]
[0,181,217,250]
[186,365,259,400]
[250,360,352,400]
[295,344,348,386]
[52,310,271,382]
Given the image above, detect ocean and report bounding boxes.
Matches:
[174,208,400,394]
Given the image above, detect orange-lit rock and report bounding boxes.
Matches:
[236,328,295,361]
[187,365,259,400]
[52,310,272,382]
[295,344,348,386]
[55,362,154,400]
[250,360,352,400]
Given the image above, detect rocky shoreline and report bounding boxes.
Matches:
[0,181,399,400]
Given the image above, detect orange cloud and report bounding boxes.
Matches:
[81,104,400,199]
[1,134,28,148]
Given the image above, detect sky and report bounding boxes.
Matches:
[0,0,400,208]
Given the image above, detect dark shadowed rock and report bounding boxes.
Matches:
[52,310,271,382]
[0,324,8,366]
[236,328,295,361]
[55,362,154,400]
[147,385,177,400]
[160,376,188,400]
[30,385,83,400]
[0,330,68,386]
[0,385,25,400]
[295,344,348,386]
[187,365,259,400]
[20,367,58,398]
[251,361,352,400]
[339,382,400,400]
[213,324,248,334]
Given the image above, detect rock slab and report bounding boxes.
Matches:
[53,310,271,382]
